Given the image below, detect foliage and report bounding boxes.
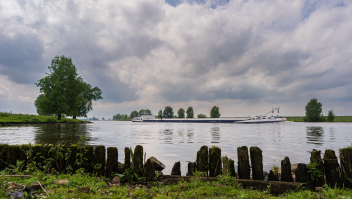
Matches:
[177,108,185,118]
[163,106,174,118]
[112,113,130,121]
[73,82,103,118]
[34,94,52,116]
[186,107,194,118]
[285,116,352,122]
[327,109,335,122]
[156,110,163,118]
[129,110,139,119]
[139,109,151,115]
[307,162,323,183]
[0,113,85,124]
[197,113,207,118]
[304,98,324,122]
[271,165,279,176]
[210,106,221,118]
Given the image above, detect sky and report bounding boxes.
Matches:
[0,0,351,119]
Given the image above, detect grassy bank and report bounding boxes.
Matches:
[285,116,352,122]
[0,112,87,124]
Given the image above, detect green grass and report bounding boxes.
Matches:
[0,112,87,124]
[285,116,352,122]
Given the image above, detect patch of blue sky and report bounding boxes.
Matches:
[165,0,229,9]
[301,1,318,20]
[335,2,346,7]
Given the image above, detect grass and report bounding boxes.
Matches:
[285,116,352,122]
[0,112,87,124]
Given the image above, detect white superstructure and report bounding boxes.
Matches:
[237,107,287,123]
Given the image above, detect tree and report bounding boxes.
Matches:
[139,109,151,115]
[35,55,102,120]
[177,108,185,118]
[157,110,163,118]
[129,110,138,119]
[186,107,194,118]
[197,113,207,118]
[163,106,174,118]
[34,94,51,116]
[210,106,221,118]
[304,98,323,122]
[327,109,335,122]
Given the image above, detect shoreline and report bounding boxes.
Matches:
[0,121,91,126]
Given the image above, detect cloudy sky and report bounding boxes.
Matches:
[0,0,351,119]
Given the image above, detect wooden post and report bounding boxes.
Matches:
[6,145,20,168]
[82,146,93,173]
[171,161,181,176]
[281,157,293,182]
[0,144,8,171]
[250,146,264,180]
[295,163,313,190]
[340,148,352,188]
[144,158,155,179]
[237,146,250,179]
[106,147,118,177]
[197,146,209,175]
[324,149,341,188]
[209,146,221,177]
[93,145,106,176]
[133,145,144,178]
[268,170,279,181]
[124,147,131,171]
[310,149,324,187]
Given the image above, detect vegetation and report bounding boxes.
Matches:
[138,109,151,115]
[307,162,323,183]
[285,116,352,122]
[304,98,324,122]
[163,106,174,118]
[177,108,185,118]
[112,114,129,121]
[157,110,163,118]
[327,109,335,122]
[186,107,194,118]
[0,112,86,124]
[210,106,221,118]
[197,113,207,118]
[35,55,102,120]
[129,110,138,120]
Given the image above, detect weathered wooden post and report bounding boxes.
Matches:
[281,156,293,182]
[186,162,197,176]
[310,149,324,187]
[19,144,30,171]
[340,148,352,188]
[144,158,155,179]
[93,145,106,176]
[324,149,341,188]
[83,146,94,173]
[124,147,131,171]
[250,146,264,180]
[41,145,53,172]
[237,146,250,179]
[209,146,221,177]
[106,147,118,177]
[197,146,209,175]
[295,163,313,190]
[6,145,20,167]
[0,144,8,170]
[31,145,42,170]
[133,145,144,178]
[268,170,279,181]
[222,156,236,177]
[171,161,181,176]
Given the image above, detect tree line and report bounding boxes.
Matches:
[304,98,335,122]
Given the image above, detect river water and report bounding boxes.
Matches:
[1,121,351,175]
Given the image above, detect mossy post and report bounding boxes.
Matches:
[68,145,78,173]
[93,145,106,176]
[281,156,293,182]
[186,162,197,176]
[31,145,42,170]
[340,148,352,188]
[295,163,313,190]
[171,161,181,176]
[41,145,53,172]
[310,149,324,187]
[106,147,118,177]
[83,146,93,173]
[0,144,8,170]
[237,146,250,179]
[144,158,155,179]
[268,170,279,181]
[324,149,341,188]
[133,145,144,178]
[197,146,209,175]
[124,147,131,171]
[209,146,221,177]
[250,146,264,180]
[222,156,235,177]
[19,144,30,171]
[6,145,20,167]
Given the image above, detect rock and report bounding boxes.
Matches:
[171,161,181,176]
[112,177,120,184]
[281,157,293,182]
[186,162,197,176]
[147,156,165,171]
[77,187,90,193]
[28,183,43,190]
[53,179,69,185]
[144,158,155,179]
[315,187,322,191]
[7,182,24,190]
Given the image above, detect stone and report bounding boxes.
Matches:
[147,156,165,171]
[186,162,197,176]
[77,187,90,193]
[144,158,155,179]
[209,146,221,177]
[53,179,69,185]
[310,149,324,187]
[237,146,250,179]
[281,157,293,182]
[197,146,209,175]
[112,177,120,184]
[324,149,341,188]
[250,146,264,180]
[133,145,144,178]
[171,161,181,176]
[28,183,43,190]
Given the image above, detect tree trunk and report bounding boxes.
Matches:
[58,113,61,120]
[73,115,76,119]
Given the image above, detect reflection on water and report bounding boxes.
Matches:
[211,127,220,143]
[34,124,92,145]
[306,126,324,146]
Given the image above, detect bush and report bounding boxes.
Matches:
[327,109,335,122]
[197,114,207,118]
[46,118,57,123]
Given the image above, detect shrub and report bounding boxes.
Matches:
[327,109,335,122]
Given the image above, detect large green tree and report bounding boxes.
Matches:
[177,108,185,118]
[129,110,138,119]
[186,107,194,118]
[163,106,174,118]
[304,98,323,122]
[210,106,221,118]
[157,110,163,118]
[34,94,51,116]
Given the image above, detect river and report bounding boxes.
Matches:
[1,121,351,175]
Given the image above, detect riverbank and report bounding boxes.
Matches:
[0,112,88,126]
[285,116,352,122]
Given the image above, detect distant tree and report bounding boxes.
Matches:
[210,106,221,118]
[102,117,105,120]
[197,114,207,118]
[34,94,51,116]
[129,110,139,119]
[304,98,324,122]
[163,106,174,118]
[157,110,163,118]
[177,108,185,118]
[186,107,194,118]
[139,109,151,115]
[327,109,335,122]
